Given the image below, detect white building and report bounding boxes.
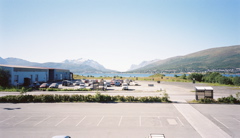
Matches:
[0,64,72,86]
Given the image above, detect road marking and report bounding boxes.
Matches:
[177,117,184,126]
[212,116,229,129]
[167,119,178,125]
[158,116,162,127]
[13,117,31,126]
[55,116,69,126]
[174,104,231,138]
[76,116,86,126]
[118,116,122,126]
[97,116,104,126]
[139,116,141,127]
[34,116,51,126]
[233,118,240,123]
[0,116,15,124]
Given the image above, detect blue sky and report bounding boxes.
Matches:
[0,0,239,71]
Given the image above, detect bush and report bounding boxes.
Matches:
[217,95,239,104]
[199,98,216,103]
[0,93,172,103]
[232,77,240,86]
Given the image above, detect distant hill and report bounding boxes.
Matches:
[128,59,159,71]
[0,57,116,73]
[128,45,240,73]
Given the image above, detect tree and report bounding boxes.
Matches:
[188,73,203,82]
[0,68,10,87]
[232,77,240,86]
[180,74,187,79]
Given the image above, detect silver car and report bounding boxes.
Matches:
[49,83,59,88]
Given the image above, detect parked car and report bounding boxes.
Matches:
[52,135,71,138]
[122,83,128,90]
[62,80,72,86]
[49,83,59,88]
[84,79,89,83]
[124,79,130,85]
[148,133,165,138]
[132,81,139,86]
[74,81,81,86]
[39,83,49,88]
[110,80,115,85]
[79,83,86,89]
[105,82,111,87]
[30,81,40,88]
[115,81,121,86]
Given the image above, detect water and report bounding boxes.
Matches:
[75,73,240,78]
[75,73,154,77]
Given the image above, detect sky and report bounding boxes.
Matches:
[0,0,239,72]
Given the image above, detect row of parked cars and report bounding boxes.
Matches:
[29,82,59,89]
[31,78,139,90]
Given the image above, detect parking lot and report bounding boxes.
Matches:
[1,81,240,137]
[0,103,200,138]
[0,103,239,138]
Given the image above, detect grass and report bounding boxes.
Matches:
[73,74,192,82]
[0,86,32,92]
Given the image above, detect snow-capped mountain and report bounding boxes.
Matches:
[0,57,115,73]
[63,58,107,71]
[128,59,160,71]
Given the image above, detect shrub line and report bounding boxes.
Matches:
[0,92,171,103]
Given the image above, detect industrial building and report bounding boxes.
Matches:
[0,64,72,86]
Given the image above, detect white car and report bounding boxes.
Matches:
[132,81,139,86]
[122,83,128,90]
[52,136,71,138]
[74,81,81,86]
[79,83,86,89]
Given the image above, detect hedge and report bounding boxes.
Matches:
[0,92,171,103]
[193,94,240,104]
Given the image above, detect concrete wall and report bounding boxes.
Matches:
[11,70,49,86]
[1,65,71,86]
[54,69,70,81]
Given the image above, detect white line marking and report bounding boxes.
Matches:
[118,116,122,126]
[158,116,162,127]
[34,116,51,126]
[177,117,184,126]
[97,116,104,126]
[55,116,69,126]
[233,118,240,123]
[167,119,178,125]
[212,116,229,128]
[76,116,86,126]
[0,116,15,123]
[139,116,141,127]
[13,117,31,126]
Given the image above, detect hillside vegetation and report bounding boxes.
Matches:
[129,45,240,73]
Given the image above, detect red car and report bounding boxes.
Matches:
[39,83,49,88]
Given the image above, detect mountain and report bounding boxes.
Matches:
[63,58,107,71]
[128,45,240,73]
[0,57,115,73]
[128,59,159,71]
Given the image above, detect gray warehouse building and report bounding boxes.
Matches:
[0,64,72,86]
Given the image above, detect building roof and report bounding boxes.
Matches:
[195,86,213,91]
[0,64,69,71]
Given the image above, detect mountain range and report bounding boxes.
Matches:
[0,57,115,73]
[128,45,240,73]
[1,45,240,74]
[128,59,159,71]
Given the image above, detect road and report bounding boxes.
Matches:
[1,81,239,103]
